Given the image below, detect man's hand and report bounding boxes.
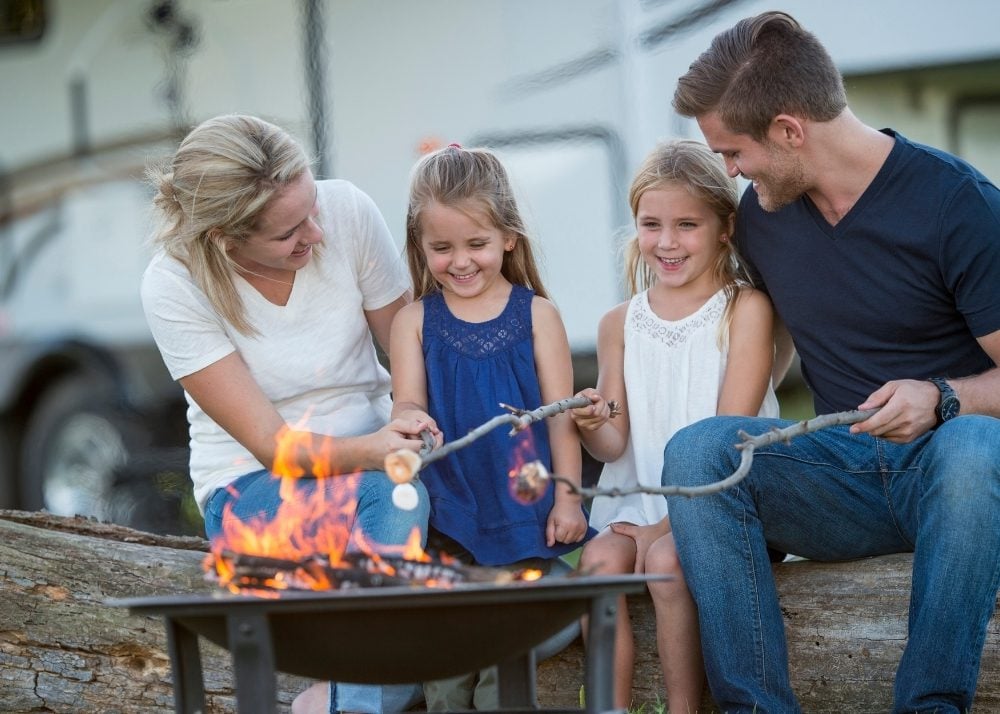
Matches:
[850,379,939,443]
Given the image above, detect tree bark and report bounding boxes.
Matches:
[536,553,1000,712]
[0,510,312,713]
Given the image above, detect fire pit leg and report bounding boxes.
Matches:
[226,613,278,714]
[165,617,206,714]
[584,594,621,714]
[496,650,537,708]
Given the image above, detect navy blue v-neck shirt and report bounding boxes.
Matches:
[736,130,1000,415]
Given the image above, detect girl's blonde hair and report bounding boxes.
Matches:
[147,114,311,335]
[405,145,548,300]
[623,139,746,343]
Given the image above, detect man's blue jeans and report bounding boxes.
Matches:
[662,415,1000,714]
[204,468,430,713]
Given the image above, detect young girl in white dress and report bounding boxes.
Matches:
[570,140,780,712]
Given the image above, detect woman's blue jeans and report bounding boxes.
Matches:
[204,468,430,713]
[662,415,1000,714]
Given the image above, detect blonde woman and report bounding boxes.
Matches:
[141,114,430,714]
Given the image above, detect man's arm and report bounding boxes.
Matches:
[952,329,1000,418]
[851,328,1000,443]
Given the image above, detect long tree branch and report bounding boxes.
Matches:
[551,408,879,499]
[385,396,593,483]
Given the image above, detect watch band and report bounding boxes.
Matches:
[927,377,960,425]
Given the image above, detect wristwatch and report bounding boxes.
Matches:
[927,377,960,426]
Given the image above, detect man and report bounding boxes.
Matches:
[662,11,1000,713]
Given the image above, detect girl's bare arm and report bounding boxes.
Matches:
[572,303,631,461]
[718,287,776,415]
[532,296,589,544]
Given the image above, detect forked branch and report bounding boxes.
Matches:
[385,396,595,483]
[558,408,880,499]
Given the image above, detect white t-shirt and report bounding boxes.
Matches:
[141,179,409,511]
[588,289,780,531]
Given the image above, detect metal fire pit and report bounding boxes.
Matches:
[113,574,656,714]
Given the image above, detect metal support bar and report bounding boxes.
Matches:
[584,593,620,714]
[226,613,278,714]
[165,617,206,714]
[497,649,538,709]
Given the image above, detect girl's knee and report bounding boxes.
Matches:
[646,535,683,579]
[579,532,634,574]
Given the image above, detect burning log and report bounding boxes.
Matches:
[208,549,542,593]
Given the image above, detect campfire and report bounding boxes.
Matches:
[204,408,560,596]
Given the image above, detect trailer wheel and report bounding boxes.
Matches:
[20,375,144,521]
[0,424,17,507]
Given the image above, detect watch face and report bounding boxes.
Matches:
[940,395,960,421]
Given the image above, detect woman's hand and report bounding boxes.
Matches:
[392,409,444,450]
[570,388,612,432]
[363,415,441,469]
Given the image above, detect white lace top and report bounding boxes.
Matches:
[588,289,780,531]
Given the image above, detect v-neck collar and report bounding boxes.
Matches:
[801,129,903,239]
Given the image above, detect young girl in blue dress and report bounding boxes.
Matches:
[570,140,779,712]
[390,144,595,710]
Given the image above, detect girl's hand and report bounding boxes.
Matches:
[546,499,589,546]
[570,388,611,432]
[610,519,672,573]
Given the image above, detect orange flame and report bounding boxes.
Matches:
[207,426,429,593]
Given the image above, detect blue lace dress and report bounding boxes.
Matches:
[421,285,592,566]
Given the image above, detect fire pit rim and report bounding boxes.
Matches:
[109,573,662,614]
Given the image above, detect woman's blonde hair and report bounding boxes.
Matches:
[147,114,311,335]
[623,140,746,343]
[404,145,548,300]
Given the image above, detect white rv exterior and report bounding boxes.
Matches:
[1,0,998,530]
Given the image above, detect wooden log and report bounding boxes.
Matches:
[0,510,313,713]
[536,553,1000,712]
[4,511,997,712]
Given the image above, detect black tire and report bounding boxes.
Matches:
[20,374,146,521]
[0,421,18,507]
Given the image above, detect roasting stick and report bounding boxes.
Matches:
[511,407,880,501]
[385,395,617,485]
[389,395,878,502]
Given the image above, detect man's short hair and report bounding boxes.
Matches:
[673,11,847,140]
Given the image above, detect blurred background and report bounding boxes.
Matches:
[2,0,998,536]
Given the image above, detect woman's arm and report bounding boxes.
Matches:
[532,297,589,545]
[180,352,425,476]
[718,288,776,415]
[572,303,631,461]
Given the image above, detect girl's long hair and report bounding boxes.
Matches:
[405,145,548,300]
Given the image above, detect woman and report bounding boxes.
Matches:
[141,114,430,714]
